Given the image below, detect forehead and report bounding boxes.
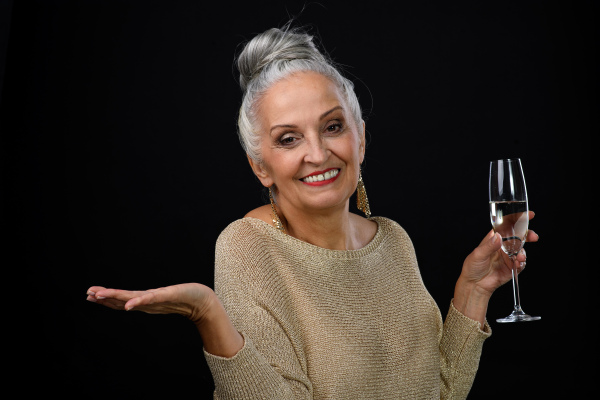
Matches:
[258,72,345,126]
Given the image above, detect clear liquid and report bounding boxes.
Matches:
[489,201,529,256]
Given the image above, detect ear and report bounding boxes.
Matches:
[358,120,366,164]
[247,154,274,187]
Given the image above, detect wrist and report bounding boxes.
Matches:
[453,276,492,327]
[194,292,244,358]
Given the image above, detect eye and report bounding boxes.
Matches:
[278,133,300,146]
[325,121,343,134]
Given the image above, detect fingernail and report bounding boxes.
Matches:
[86,296,97,302]
[87,291,95,296]
[491,232,498,244]
[96,296,106,300]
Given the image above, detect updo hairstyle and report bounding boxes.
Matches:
[236,26,363,163]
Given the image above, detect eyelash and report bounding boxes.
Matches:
[325,122,343,134]
[278,135,297,146]
[277,122,344,146]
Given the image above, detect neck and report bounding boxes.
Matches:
[278,201,360,250]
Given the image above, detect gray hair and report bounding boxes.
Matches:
[236,26,363,163]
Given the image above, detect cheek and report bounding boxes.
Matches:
[263,151,301,183]
[337,135,363,166]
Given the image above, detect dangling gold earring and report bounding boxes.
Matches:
[269,186,285,233]
[356,171,371,219]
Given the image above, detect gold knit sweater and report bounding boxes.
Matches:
[204,217,491,399]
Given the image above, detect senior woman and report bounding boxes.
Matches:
[86,25,538,399]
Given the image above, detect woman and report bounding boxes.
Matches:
[86,26,537,399]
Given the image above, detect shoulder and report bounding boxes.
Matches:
[216,210,285,260]
[371,216,409,237]
[217,214,271,247]
[371,216,416,253]
[243,204,273,225]
[214,217,278,280]
[214,215,290,293]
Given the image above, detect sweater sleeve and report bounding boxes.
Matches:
[440,300,492,400]
[203,220,313,400]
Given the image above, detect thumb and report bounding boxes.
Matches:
[474,230,502,260]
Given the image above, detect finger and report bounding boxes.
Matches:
[85,291,130,309]
[86,294,97,303]
[87,286,125,301]
[124,287,170,311]
[86,286,107,296]
[95,288,149,302]
[526,229,539,243]
[475,230,502,259]
[528,210,535,220]
[95,297,129,310]
[125,291,156,311]
[513,257,526,274]
[514,247,526,262]
[478,229,495,246]
[506,248,526,275]
[92,288,130,301]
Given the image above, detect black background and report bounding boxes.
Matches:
[1,0,596,398]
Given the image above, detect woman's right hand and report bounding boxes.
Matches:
[86,283,244,357]
[86,283,215,324]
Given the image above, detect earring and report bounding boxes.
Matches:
[356,171,371,219]
[269,186,286,233]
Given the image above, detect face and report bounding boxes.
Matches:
[249,71,365,216]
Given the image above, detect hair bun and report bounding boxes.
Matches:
[237,27,325,91]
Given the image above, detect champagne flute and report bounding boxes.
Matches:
[489,158,541,323]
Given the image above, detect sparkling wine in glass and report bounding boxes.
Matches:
[489,158,541,323]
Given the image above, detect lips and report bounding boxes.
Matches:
[300,168,340,185]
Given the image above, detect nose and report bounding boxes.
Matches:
[304,136,329,165]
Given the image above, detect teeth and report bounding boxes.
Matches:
[303,169,339,183]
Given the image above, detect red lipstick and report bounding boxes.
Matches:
[300,168,340,186]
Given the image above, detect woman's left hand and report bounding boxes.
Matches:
[453,211,538,325]
[461,211,538,295]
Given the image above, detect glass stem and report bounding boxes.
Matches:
[510,257,523,313]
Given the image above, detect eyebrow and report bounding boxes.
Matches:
[320,105,343,120]
[269,105,344,135]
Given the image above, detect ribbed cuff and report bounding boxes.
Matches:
[442,300,491,374]
[440,301,491,400]
[203,333,291,400]
[448,299,492,337]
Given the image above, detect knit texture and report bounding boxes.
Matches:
[204,217,491,399]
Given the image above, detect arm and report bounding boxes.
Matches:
[86,220,313,399]
[87,283,311,399]
[437,230,500,400]
[86,281,310,399]
[195,291,245,358]
[439,212,538,399]
[86,283,244,358]
[439,301,491,400]
[206,220,312,399]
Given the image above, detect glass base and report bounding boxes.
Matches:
[496,307,541,323]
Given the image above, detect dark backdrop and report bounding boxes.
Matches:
[2,0,596,398]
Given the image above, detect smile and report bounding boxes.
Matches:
[301,168,340,184]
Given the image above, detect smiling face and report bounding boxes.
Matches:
[249,71,365,217]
